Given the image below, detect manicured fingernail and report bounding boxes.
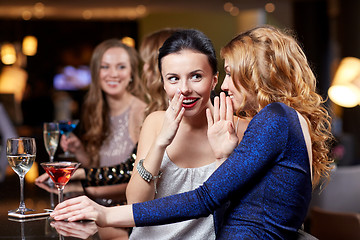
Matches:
[177,88,181,94]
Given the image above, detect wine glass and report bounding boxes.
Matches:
[6,137,36,214]
[41,161,81,203]
[58,119,79,158]
[43,122,60,162]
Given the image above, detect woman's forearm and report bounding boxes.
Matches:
[126,139,166,204]
[105,204,135,228]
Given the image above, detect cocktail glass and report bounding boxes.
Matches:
[6,137,36,214]
[43,122,60,162]
[58,119,79,158]
[41,162,81,203]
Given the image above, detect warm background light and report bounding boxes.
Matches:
[224,2,233,12]
[22,35,38,56]
[1,43,17,65]
[25,162,39,183]
[328,57,360,108]
[122,36,135,48]
[0,66,28,102]
[265,3,276,13]
[328,85,360,108]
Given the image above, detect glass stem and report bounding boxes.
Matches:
[50,155,54,162]
[19,175,25,211]
[21,222,25,240]
[58,187,64,203]
[50,192,55,209]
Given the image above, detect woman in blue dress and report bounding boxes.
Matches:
[51,25,333,239]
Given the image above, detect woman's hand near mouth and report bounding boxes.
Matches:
[156,89,185,148]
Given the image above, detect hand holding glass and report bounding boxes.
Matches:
[43,122,60,162]
[7,137,36,214]
[41,162,80,203]
[58,120,79,158]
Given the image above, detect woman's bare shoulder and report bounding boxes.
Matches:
[139,111,165,138]
[144,111,165,125]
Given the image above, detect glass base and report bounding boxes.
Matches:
[8,207,35,214]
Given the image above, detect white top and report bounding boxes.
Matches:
[129,151,217,240]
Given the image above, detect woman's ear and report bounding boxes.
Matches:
[212,72,219,90]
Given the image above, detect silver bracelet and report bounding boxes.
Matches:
[137,159,162,193]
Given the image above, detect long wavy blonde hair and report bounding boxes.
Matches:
[81,39,144,167]
[220,25,334,187]
[139,28,178,116]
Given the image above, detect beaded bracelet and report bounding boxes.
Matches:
[137,159,162,194]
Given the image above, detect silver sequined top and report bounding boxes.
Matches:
[130,151,216,240]
[99,107,135,167]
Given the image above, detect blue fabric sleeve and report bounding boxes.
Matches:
[133,102,289,226]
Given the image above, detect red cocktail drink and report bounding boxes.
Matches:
[41,162,80,203]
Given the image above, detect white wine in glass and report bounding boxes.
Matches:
[7,137,36,214]
[43,122,60,162]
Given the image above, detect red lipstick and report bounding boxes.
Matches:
[181,97,199,109]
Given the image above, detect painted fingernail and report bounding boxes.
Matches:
[177,88,181,94]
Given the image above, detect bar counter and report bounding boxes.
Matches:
[0,165,126,239]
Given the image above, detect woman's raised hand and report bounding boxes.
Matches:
[206,92,238,163]
[156,89,185,147]
[60,133,82,153]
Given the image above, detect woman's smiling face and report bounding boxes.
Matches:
[221,59,255,112]
[161,49,217,117]
[99,47,132,97]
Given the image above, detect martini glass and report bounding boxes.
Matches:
[41,161,81,203]
[58,119,79,158]
[6,137,36,214]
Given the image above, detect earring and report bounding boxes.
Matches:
[129,78,133,82]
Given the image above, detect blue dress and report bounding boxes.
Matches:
[133,102,312,239]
